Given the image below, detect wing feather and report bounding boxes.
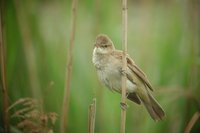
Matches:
[112,50,154,91]
[127,56,154,91]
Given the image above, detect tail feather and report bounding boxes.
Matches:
[141,93,165,121]
[149,93,165,120]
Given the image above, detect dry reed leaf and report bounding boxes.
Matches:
[22,98,38,106]
[9,97,58,133]
[24,109,40,119]
[17,119,37,129]
[48,112,58,125]
[48,129,54,133]
[7,97,33,111]
[40,113,48,128]
[12,105,36,117]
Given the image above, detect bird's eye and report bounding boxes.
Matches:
[103,45,108,48]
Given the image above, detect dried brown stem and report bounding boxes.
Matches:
[184,0,200,129]
[120,0,128,133]
[60,0,77,133]
[184,111,200,133]
[88,98,96,133]
[0,0,10,132]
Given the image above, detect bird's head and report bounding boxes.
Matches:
[94,34,115,54]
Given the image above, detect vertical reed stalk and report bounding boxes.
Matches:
[0,0,10,132]
[13,0,42,99]
[184,1,200,132]
[60,0,77,132]
[120,0,128,133]
[93,0,104,132]
[88,98,96,133]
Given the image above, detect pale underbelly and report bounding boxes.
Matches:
[97,69,137,93]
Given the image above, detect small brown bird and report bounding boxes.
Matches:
[92,34,165,121]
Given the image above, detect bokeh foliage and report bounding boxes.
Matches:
[0,0,200,133]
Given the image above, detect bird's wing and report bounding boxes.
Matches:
[127,93,141,104]
[127,55,154,91]
[112,50,154,91]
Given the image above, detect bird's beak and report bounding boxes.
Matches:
[94,43,100,48]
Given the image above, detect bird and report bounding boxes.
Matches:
[92,34,165,121]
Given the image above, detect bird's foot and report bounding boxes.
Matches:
[120,102,128,110]
[126,92,129,98]
[120,68,127,76]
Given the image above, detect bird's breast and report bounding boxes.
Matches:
[96,57,122,92]
[93,51,136,93]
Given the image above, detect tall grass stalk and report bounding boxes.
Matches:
[13,0,42,98]
[60,0,77,132]
[184,111,200,133]
[0,0,10,132]
[120,0,128,133]
[88,98,96,133]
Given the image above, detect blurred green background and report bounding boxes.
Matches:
[0,0,200,133]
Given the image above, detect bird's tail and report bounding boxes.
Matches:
[140,92,165,121]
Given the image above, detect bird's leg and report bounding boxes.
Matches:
[120,92,129,110]
[120,68,129,110]
[126,92,129,97]
[120,102,128,110]
[120,68,127,76]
